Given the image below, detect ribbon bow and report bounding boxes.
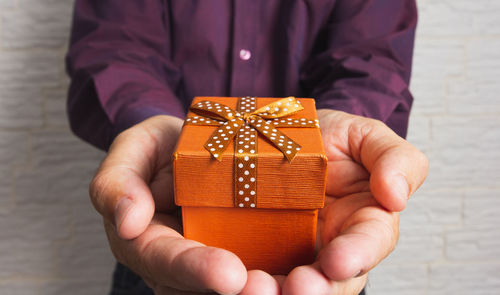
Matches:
[184,97,319,208]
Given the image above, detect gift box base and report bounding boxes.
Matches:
[182,206,317,275]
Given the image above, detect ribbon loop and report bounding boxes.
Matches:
[191,100,237,121]
[252,97,304,119]
[185,115,223,126]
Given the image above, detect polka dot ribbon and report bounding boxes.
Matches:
[185,97,319,208]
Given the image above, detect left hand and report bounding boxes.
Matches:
[239,109,428,294]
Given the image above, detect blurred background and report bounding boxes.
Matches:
[0,0,499,294]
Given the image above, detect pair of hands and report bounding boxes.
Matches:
[90,109,428,295]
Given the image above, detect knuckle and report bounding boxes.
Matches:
[353,116,387,141]
[362,116,386,130]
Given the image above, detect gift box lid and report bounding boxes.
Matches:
[173,97,327,210]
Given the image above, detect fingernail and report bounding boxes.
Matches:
[115,198,134,234]
[395,174,410,200]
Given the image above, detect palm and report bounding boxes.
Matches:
[318,111,384,252]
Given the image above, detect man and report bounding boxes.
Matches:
[66,1,428,294]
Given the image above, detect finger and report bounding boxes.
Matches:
[272,275,286,288]
[149,164,177,212]
[239,270,280,295]
[153,285,218,295]
[367,138,428,211]
[89,115,183,239]
[281,263,367,295]
[319,192,379,247]
[319,204,399,281]
[319,110,428,211]
[105,213,247,295]
[324,159,370,198]
[90,160,155,240]
[354,118,428,211]
[318,111,370,198]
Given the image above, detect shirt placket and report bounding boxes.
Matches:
[230,1,257,96]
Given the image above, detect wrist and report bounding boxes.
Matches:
[114,105,183,137]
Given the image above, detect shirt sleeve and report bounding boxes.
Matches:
[66,0,186,151]
[301,0,417,138]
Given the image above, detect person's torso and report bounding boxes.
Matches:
[163,0,337,109]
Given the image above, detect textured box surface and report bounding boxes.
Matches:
[174,96,327,274]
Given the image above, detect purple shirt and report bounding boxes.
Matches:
[66,0,417,151]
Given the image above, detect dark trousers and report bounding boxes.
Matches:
[110,263,366,295]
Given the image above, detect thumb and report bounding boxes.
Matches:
[357,119,429,211]
[89,115,183,239]
[318,109,428,212]
[90,165,155,240]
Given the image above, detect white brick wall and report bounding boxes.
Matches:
[0,0,498,294]
[367,0,500,294]
[0,1,113,294]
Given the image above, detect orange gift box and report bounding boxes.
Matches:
[173,96,327,275]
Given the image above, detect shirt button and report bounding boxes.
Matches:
[239,49,251,61]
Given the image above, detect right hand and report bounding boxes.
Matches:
[90,115,270,294]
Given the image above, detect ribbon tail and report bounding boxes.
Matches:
[204,118,245,161]
[248,119,301,163]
